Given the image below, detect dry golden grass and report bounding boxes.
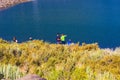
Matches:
[0,38,120,80]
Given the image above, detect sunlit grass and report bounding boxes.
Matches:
[0,64,23,80]
[0,38,120,80]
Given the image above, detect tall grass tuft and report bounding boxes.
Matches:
[0,64,24,80]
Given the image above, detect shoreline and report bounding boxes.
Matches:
[0,0,31,10]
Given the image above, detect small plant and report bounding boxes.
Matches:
[0,64,24,80]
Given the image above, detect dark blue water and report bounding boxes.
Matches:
[0,0,120,48]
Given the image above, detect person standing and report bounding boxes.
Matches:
[29,37,33,41]
[56,33,61,44]
[13,37,18,43]
[61,34,67,44]
[67,39,72,45]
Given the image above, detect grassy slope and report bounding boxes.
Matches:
[0,38,120,80]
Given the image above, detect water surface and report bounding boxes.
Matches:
[0,0,120,48]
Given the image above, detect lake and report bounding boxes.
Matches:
[0,0,120,48]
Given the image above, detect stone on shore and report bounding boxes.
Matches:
[16,74,46,80]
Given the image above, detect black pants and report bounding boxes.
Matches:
[61,41,66,44]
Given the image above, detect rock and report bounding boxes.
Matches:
[16,74,46,80]
[0,0,30,9]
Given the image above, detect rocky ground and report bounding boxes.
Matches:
[0,0,30,9]
[16,74,46,80]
